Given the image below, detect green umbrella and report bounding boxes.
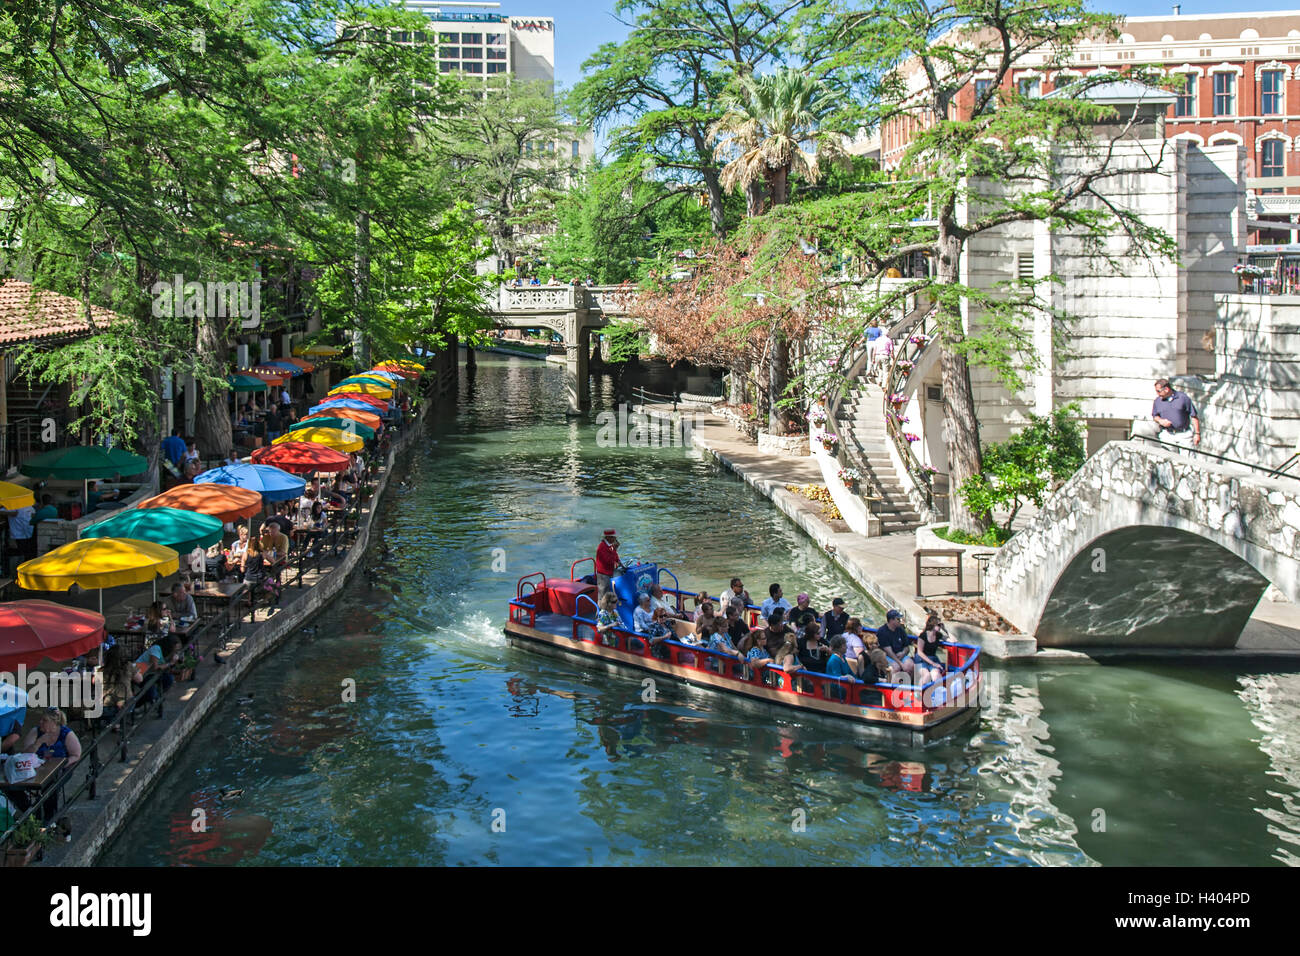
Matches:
[292,416,377,441]
[227,373,268,392]
[20,445,147,481]
[336,375,395,390]
[81,507,223,554]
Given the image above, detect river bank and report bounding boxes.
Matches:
[48,385,439,867]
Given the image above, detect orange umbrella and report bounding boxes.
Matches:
[241,369,289,386]
[300,408,382,430]
[137,484,264,523]
[278,358,316,372]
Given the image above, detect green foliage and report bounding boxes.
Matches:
[930,525,1014,547]
[958,403,1086,531]
[603,320,649,364]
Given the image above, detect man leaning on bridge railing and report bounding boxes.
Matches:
[1151,378,1201,450]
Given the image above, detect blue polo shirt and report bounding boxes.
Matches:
[161,435,187,466]
[1153,392,1196,431]
[875,622,911,655]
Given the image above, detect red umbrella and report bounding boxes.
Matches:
[321,392,387,410]
[0,600,106,670]
[251,442,350,474]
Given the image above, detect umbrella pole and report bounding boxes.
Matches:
[98,589,103,615]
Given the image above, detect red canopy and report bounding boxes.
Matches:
[251,442,350,474]
[0,600,106,670]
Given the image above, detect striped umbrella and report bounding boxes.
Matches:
[293,417,377,441]
[272,427,363,453]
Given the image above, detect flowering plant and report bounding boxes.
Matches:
[895,360,914,374]
[886,393,906,406]
[890,412,910,424]
[909,334,929,347]
[179,644,200,670]
[820,433,839,450]
[921,464,938,475]
[837,466,862,484]
[806,406,828,427]
[903,432,920,443]
[1232,263,1268,278]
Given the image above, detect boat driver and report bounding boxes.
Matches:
[595,529,625,598]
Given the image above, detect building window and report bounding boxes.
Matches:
[440,47,458,59]
[487,48,506,59]
[439,32,457,43]
[486,33,505,45]
[461,46,482,59]
[1017,77,1040,99]
[461,33,482,44]
[440,62,457,73]
[1213,72,1235,116]
[1261,69,1284,115]
[487,62,507,73]
[463,61,483,74]
[1261,139,1286,193]
[974,78,995,114]
[1175,74,1196,117]
[572,140,580,158]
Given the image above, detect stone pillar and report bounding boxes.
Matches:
[183,374,197,435]
[565,331,589,416]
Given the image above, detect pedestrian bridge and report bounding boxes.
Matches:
[483,285,637,413]
[985,440,1300,648]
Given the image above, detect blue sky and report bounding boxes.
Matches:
[533,1,1300,93]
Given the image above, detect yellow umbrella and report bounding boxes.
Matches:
[0,482,36,510]
[328,382,391,398]
[17,537,180,612]
[294,344,342,357]
[273,427,364,453]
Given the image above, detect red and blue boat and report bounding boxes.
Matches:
[504,560,983,745]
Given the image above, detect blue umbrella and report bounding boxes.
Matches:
[309,399,388,416]
[0,683,27,737]
[264,361,307,377]
[193,463,306,502]
[363,370,403,382]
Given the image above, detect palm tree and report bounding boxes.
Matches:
[709,69,847,216]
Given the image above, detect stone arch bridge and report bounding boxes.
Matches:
[484,284,636,414]
[985,440,1300,648]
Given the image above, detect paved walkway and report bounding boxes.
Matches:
[652,404,1300,658]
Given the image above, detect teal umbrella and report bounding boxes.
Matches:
[82,507,223,554]
[292,416,377,441]
[20,445,147,481]
[227,373,268,392]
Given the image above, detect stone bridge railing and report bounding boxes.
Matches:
[489,284,637,318]
[985,439,1300,649]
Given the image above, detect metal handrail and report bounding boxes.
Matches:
[1131,433,1300,482]
[883,304,940,512]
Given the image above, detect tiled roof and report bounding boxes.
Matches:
[0,279,120,346]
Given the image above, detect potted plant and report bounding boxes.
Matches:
[837,466,863,488]
[177,644,199,682]
[820,432,839,452]
[5,815,53,867]
[806,406,828,428]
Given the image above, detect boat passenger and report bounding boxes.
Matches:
[842,618,869,677]
[646,607,674,657]
[760,584,792,620]
[865,648,898,684]
[914,614,948,684]
[823,598,849,639]
[796,621,829,673]
[875,610,915,678]
[693,601,718,636]
[743,632,772,670]
[724,601,750,644]
[595,591,620,640]
[722,578,752,610]
[773,635,803,674]
[633,592,656,634]
[791,593,819,631]
[825,636,856,680]
[648,584,684,620]
[706,618,745,662]
[687,591,712,621]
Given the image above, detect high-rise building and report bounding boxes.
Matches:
[400,2,555,86]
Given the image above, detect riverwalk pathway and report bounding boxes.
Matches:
[643,403,1300,659]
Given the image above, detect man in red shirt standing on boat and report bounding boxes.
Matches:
[595,529,625,598]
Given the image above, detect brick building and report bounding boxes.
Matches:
[871,10,1300,242]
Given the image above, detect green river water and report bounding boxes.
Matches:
[101,355,1300,866]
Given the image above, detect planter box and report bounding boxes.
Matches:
[4,843,41,867]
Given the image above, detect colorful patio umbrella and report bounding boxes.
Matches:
[136,484,263,523]
[264,361,307,377]
[328,382,391,399]
[294,417,376,441]
[336,375,394,390]
[20,445,148,481]
[272,427,364,453]
[193,463,305,502]
[301,407,382,430]
[293,344,342,357]
[363,370,403,382]
[17,538,179,612]
[278,358,316,372]
[227,373,269,392]
[374,360,423,377]
[243,368,290,386]
[252,442,351,474]
[318,392,388,410]
[0,482,36,511]
[83,507,223,554]
[310,398,389,417]
[0,601,107,670]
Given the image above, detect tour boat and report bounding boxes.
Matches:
[504,561,982,746]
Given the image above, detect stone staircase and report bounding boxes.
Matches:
[837,380,925,535]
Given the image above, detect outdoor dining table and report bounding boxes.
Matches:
[192,581,251,630]
[1,755,69,824]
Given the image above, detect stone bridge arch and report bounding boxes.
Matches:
[986,441,1300,648]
